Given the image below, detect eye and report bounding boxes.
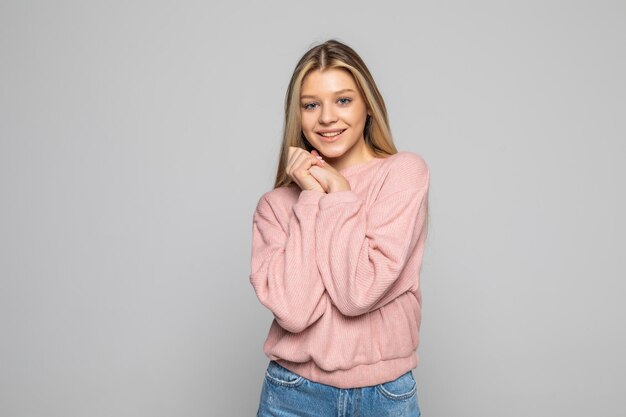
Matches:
[302,102,317,110]
[338,97,352,105]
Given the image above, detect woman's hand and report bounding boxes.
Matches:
[308,149,352,193]
[287,146,326,193]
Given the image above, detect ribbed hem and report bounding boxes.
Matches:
[275,353,418,389]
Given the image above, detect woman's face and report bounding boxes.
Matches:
[300,68,372,165]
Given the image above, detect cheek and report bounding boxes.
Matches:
[300,113,315,130]
[343,107,367,124]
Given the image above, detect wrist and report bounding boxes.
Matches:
[328,179,351,193]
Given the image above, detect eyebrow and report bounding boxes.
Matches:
[300,89,356,100]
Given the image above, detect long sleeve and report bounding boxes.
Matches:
[315,157,430,317]
[249,189,330,333]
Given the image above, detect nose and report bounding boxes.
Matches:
[318,103,337,124]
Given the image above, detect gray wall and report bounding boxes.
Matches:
[1,1,624,416]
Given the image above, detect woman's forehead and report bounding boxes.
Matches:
[301,68,358,96]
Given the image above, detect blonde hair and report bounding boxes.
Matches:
[273,39,398,188]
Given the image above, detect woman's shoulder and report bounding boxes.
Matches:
[254,183,299,212]
[383,150,428,171]
[377,151,429,192]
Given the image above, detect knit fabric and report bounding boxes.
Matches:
[249,151,430,389]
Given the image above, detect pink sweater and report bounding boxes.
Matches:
[249,151,430,388]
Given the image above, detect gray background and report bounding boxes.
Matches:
[1,0,624,416]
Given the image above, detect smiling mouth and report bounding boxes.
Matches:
[317,129,346,139]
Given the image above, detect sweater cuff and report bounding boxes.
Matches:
[298,189,326,205]
[319,190,359,210]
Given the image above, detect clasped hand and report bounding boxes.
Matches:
[287,146,351,193]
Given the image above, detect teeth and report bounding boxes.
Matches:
[320,130,344,137]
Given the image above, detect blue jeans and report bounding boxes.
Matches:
[256,360,421,416]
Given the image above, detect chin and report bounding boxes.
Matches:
[312,146,345,159]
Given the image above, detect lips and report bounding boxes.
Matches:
[317,128,346,142]
[317,128,346,134]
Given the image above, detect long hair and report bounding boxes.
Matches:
[273,39,398,188]
[271,38,429,241]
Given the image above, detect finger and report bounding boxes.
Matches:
[286,150,301,178]
[309,149,326,165]
[287,147,307,169]
[311,149,324,160]
[294,151,316,172]
[286,148,315,180]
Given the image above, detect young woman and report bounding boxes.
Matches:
[250,39,430,416]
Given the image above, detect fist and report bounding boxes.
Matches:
[286,146,326,193]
